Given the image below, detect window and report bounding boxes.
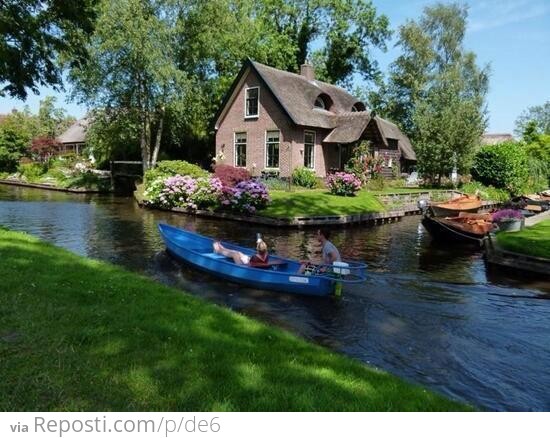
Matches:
[314,93,333,110]
[245,87,259,118]
[265,130,280,168]
[234,132,247,167]
[352,102,366,112]
[304,131,315,169]
[387,138,398,149]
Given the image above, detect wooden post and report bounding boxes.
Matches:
[109,161,114,190]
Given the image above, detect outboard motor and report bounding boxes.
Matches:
[417,199,430,214]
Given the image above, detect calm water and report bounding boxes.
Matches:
[0,184,549,411]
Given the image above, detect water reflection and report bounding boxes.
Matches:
[0,184,549,411]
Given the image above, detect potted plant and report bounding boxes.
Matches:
[492,209,523,232]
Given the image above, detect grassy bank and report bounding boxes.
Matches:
[260,189,385,218]
[0,228,469,411]
[497,220,550,259]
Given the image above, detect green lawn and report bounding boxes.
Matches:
[0,228,469,411]
[260,189,385,218]
[496,220,550,259]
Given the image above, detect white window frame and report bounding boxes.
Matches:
[244,86,260,119]
[304,130,316,169]
[234,132,247,168]
[264,129,280,170]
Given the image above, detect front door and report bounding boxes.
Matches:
[339,143,353,170]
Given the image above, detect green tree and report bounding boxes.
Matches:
[0,0,98,99]
[515,101,550,137]
[471,141,529,195]
[70,0,188,172]
[369,2,488,183]
[37,96,75,138]
[0,113,33,171]
[176,0,390,136]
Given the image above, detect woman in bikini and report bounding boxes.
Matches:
[212,238,269,266]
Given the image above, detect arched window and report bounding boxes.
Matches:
[352,102,366,112]
[314,93,333,111]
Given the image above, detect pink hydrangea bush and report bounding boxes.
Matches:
[325,172,362,196]
[145,174,269,214]
[221,179,270,214]
[145,175,222,210]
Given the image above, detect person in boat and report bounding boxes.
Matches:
[212,238,269,266]
[298,228,341,274]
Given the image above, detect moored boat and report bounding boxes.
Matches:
[429,194,482,217]
[158,223,367,296]
[422,212,495,244]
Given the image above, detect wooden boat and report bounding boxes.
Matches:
[429,194,482,217]
[422,212,494,244]
[158,223,367,296]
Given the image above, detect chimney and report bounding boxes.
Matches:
[300,63,315,81]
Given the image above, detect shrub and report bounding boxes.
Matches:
[144,160,208,185]
[221,179,270,214]
[325,172,362,196]
[145,175,222,211]
[261,177,289,191]
[17,163,46,182]
[364,174,385,191]
[291,167,317,188]
[461,181,510,202]
[214,164,251,187]
[471,142,529,195]
[345,140,384,184]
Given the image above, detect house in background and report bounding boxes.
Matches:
[480,133,514,145]
[56,118,90,155]
[213,59,415,178]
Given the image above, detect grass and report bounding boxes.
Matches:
[496,220,550,259]
[0,228,470,411]
[260,189,385,218]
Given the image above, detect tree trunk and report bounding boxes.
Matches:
[140,112,150,173]
[151,106,165,168]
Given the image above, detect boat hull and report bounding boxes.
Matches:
[158,223,336,296]
[421,216,488,244]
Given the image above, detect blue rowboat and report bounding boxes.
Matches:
[158,223,367,297]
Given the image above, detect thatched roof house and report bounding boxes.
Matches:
[214,59,415,177]
[481,133,514,145]
[56,118,90,154]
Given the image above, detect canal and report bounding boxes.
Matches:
[0,184,549,411]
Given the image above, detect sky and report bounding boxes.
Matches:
[1,0,549,134]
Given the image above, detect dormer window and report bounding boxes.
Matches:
[313,93,333,111]
[245,87,259,118]
[352,102,366,112]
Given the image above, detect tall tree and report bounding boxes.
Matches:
[514,101,550,137]
[37,96,75,138]
[70,0,188,172]
[176,0,390,135]
[369,2,489,183]
[0,0,98,99]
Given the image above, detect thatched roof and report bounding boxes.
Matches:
[252,61,361,129]
[324,112,371,143]
[376,117,416,161]
[57,118,90,144]
[481,133,514,145]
